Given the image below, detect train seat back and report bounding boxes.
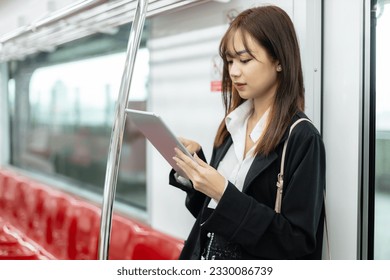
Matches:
[0,168,183,260]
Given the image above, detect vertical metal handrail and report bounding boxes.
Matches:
[98,0,149,260]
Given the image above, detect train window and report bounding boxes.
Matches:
[7,24,149,210]
[375,0,390,259]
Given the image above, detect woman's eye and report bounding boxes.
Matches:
[227,60,233,65]
[241,59,252,64]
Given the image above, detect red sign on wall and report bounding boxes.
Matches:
[210,80,222,92]
[210,54,223,93]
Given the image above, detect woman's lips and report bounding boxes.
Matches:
[234,82,247,90]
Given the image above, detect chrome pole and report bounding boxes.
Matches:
[98,0,148,260]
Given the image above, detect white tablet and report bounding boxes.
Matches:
[125,109,194,178]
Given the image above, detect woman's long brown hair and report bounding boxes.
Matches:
[214,6,304,156]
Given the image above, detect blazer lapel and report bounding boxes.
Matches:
[209,112,304,194]
[210,136,233,169]
[211,135,279,193]
[242,151,278,192]
[201,137,232,214]
[241,115,299,192]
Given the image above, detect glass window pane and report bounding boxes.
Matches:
[8,25,149,210]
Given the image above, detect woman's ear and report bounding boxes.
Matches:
[274,59,282,72]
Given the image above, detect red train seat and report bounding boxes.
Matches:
[0,168,183,260]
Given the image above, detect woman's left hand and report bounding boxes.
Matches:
[173,148,226,201]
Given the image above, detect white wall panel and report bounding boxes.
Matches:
[0,63,9,165]
[323,0,363,259]
[293,0,322,129]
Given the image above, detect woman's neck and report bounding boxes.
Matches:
[250,94,274,123]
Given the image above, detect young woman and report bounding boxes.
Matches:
[170,5,326,260]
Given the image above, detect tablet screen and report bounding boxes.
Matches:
[126,109,194,178]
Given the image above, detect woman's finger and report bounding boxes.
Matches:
[178,137,191,147]
[173,155,192,177]
[174,147,187,159]
[177,136,186,144]
[174,148,199,170]
[177,137,200,154]
[194,153,207,167]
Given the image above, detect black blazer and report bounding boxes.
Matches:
[169,112,326,259]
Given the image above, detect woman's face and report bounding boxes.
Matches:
[226,30,279,101]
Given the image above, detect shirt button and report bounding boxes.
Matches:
[207,232,212,238]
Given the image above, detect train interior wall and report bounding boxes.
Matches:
[1,0,378,259]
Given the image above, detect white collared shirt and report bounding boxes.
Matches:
[208,100,269,209]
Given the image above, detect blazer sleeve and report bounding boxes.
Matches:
[201,132,326,259]
[169,148,208,218]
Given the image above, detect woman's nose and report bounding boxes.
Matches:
[229,62,241,78]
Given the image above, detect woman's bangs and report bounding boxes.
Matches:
[237,30,256,59]
[221,28,256,60]
[219,27,236,60]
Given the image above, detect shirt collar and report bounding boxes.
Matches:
[249,108,269,142]
[225,101,253,161]
[226,100,270,142]
[225,100,253,135]
[225,100,270,160]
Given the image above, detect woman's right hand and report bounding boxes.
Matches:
[178,137,201,155]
